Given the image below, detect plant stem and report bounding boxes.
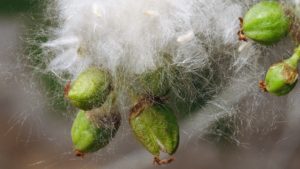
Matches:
[284,45,300,69]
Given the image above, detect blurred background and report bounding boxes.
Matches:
[2,0,300,169]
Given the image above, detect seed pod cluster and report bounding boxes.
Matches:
[239,1,300,96]
[66,67,120,156]
[66,66,179,164]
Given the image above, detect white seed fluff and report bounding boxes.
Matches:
[44,0,245,78]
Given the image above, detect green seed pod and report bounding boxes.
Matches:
[263,46,300,96]
[129,99,179,160]
[71,93,121,155]
[138,67,169,97]
[66,67,112,110]
[240,1,290,45]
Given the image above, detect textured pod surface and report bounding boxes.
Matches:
[67,67,112,110]
[265,63,298,96]
[243,1,289,45]
[71,111,102,153]
[264,46,300,96]
[71,94,121,154]
[138,67,170,97]
[130,102,179,156]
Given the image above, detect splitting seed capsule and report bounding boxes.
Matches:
[66,67,112,110]
[261,46,300,96]
[239,1,290,45]
[71,93,120,155]
[129,99,179,165]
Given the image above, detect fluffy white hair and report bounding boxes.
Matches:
[43,0,244,77]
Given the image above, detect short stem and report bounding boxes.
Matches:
[284,45,300,69]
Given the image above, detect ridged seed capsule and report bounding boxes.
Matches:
[71,93,121,156]
[66,67,112,110]
[261,46,300,96]
[129,98,179,165]
[239,1,290,45]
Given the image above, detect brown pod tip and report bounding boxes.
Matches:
[153,156,175,165]
[75,149,85,158]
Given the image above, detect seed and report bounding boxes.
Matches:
[129,99,179,164]
[240,1,290,45]
[66,67,112,110]
[71,93,121,155]
[262,46,300,96]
